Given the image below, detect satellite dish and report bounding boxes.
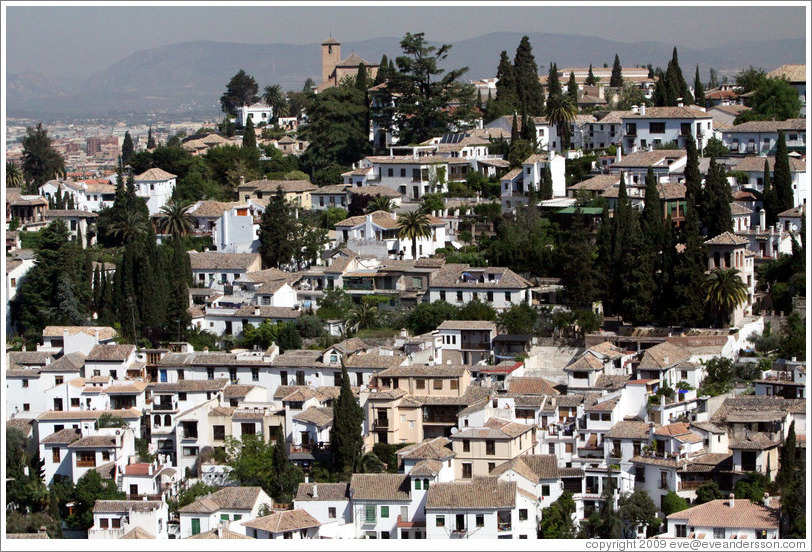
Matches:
[450,427,459,434]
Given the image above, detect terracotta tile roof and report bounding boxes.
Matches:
[6,417,34,436]
[731,156,805,173]
[407,458,442,476]
[242,509,320,534]
[231,305,302,320]
[347,185,402,198]
[508,377,559,396]
[569,174,620,192]
[86,344,135,362]
[41,428,81,445]
[611,149,687,168]
[242,179,316,193]
[295,482,350,502]
[623,106,712,120]
[585,398,619,412]
[349,473,411,501]
[328,337,370,356]
[490,454,558,481]
[68,435,118,448]
[335,210,443,229]
[426,477,516,510]
[179,487,265,513]
[105,381,149,394]
[292,406,333,428]
[186,527,254,539]
[118,527,155,539]
[123,462,164,476]
[5,533,49,539]
[766,64,805,83]
[6,368,40,378]
[135,168,176,181]
[631,455,681,468]
[667,498,779,530]
[37,408,141,420]
[690,421,727,434]
[150,379,229,393]
[638,341,691,370]
[366,155,466,166]
[436,320,497,331]
[377,363,466,378]
[223,384,260,398]
[454,418,533,440]
[429,265,532,290]
[679,453,733,473]
[729,432,781,450]
[272,350,325,368]
[189,252,261,271]
[344,351,406,370]
[42,325,118,340]
[188,200,240,218]
[93,500,163,513]
[654,422,692,437]
[606,420,653,440]
[397,437,455,461]
[159,352,266,367]
[656,182,686,200]
[7,351,54,366]
[564,353,603,372]
[724,118,806,133]
[39,352,86,372]
[730,203,753,216]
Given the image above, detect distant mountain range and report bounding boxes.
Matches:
[6,32,805,120]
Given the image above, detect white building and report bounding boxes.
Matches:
[133,168,176,216]
[664,497,779,539]
[39,178,116,213]
[89,500,169,540]
[426,265,533,311]
[178,486,272,538]
[235,102,274,128]
[720,119,805,156]
[620,105,713,154]
[213,205,259,254]
[293,482,354,539]
[241,509,321,539]
[334,210,448,260]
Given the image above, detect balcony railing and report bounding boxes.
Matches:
[497,521,512,532]
[88,527,124,538]
[76,460,97,468]
[373,419,389,429]
[152,402,176,411]
[450,529,468,538]
[677,480,706,491]
[423,414,458,424]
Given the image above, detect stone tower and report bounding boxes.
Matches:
[321,36,341,85]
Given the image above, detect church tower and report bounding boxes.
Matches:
[321,37,341,85]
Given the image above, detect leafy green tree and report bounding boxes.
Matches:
[166,481,219,516]
[5,427,48,513]
[397,210,432,260]
[458,298,496,321]
[5,511,61,538]
[277,322,303,352]
[68,470,125,530]
[694,481,725,505]
[762,157,779,228]
[618,489,659,538]
[610,54,623,87]
[389,32,477,144]
[346,301,379,333]
[21,122,65,191]
[241,319,282,350]
[220,69,260,116]
[405,301,460,335]
[318,206,349,229]
[698,356,735,396]
[703,137,729,158]
[778,421,805,537]
[733,472,769,502]
[547,62,562,98]
[614,82,649,111]
[316,288,353,321]
[735,77,802,123]
[496,303,539,335]
[258,188,296,269]
[366,195,393,213]
[330,365,365,478]
[300,85,369,173]
[661,491,689,516]
[540,164,553,200]
[539,491,577,538]
[155,199,195,238]
[97,413,128,428]
[779,312,806,360]
[557,211,600,309]
[122,131,134,165]
[225,434,275,491]
[705,268,748,327]
[486,204,555,276]
[242,117,257,149]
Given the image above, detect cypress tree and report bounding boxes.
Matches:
[558,210,599,308]
[92,265,102,313]
[664,47,693,105]
[772,132,794,215]
[477,89,484,112]
[694,66,705,106]
[495,50,517,108]
[510,113,519,143]
[258,188,296,269]
[547,62,562,98]
[621,211,657,325]
[610,54,623,88]
[520,102,532,142]
[526,116,538,152]
[585,64,597,86]
[540,164,553,200]
[641,167,663,248]
[121,131,134,166]
[702,156,733,238]
[607,177,633,314]
[374,54,389,85]
[658,220,677,323]
[147,127,156,149]
[243,117,256,149]
[671,203,708,327]
[330,364,365,478]
[512,37,545,115]
[762,158,777,227]
[568,72,579,106]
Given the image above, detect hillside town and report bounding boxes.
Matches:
[4,31,808,543]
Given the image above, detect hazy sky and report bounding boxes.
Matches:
[4,2,808,80]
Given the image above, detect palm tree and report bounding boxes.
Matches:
[704,268,749,327]
[544,93,577,150]
[108,209,149,244]
[6,160,23,187]
[263,84,288,118]
[397,210,433,260]
[366,195,393,213]
[346,301,378,334]
[155,200,196,239]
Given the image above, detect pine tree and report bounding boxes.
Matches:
[585,64,597,86]
[242,117,256,149]
[694,66,705,106]
[330,364,365,478]
[568,72,579,106]
[610,54,623,88]
[258,188,296,269]
[147,127,156,149]
[121,131,134,166]
[772,132,794,215]
[512,37,545,115]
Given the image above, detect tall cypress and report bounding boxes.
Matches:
[540,164,553,200]
[495,50,517,107]
[147,127,156,149]
[671,203,708,327]
[772,132,794,215]
[693,66,705,106]
[558,211,599,309]
[374,54,389,85]
[608,177,633,314]
[242,117,256,149]
[684,137,702,220]
[641,168,663,248]
[610,54,623,88]
[568,72,579,106]
[702,156,732,238]
[121,131,134,166]
[92,265,102,313]
[510,113,519,143]
[547,62,562,98]
[330,364,365,477]
[762,158,776,227]
[621,211,657,325]
[585,64,597,86]
[513,37,545,115]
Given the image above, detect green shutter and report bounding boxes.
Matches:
[415,479,422,490]
[365,505,376,523]
[221,514,229,521]
[191,518,200,535]
[381,506,389,518]
[233,514,242,521]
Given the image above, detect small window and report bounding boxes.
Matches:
[415,479,422,490]
[178,392,187,401]
[450,380,458,390]
[328,507,336,519]
[476,514,484,528]
[462,463,472,479]
[519,509,528,521]
[22,379,29,388]
[463,440,470,453]
[100,518,108,529]
[55,376,63,385]
[433,379,443,390]
[541,484,550,497]
[380,506,389,519]
[52,448,61,462]
[436,515,445,527]
[365,505,376,523]
[486,440,495,455]
[23,404,30,412]
[416,379,425,390]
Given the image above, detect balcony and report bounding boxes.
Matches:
[76,459,97,468]
[450,529,468,538]
[422,414,458,424]
[677,480,706,491]
[152,402,176,411]
[373,419,389,429]
[497,521,512,532]
[88,527,124,539]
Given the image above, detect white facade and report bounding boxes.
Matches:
[620,105,713,154]
[89,501,169,540]
[134,170,176,216]
[213,207,259,253]
[235,103,274,128]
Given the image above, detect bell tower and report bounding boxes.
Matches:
[321,36,341,85]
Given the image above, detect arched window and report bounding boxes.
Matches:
[714,252,721,268]
[154,415,160,427]
[164,414,171,426]
[724,252,731,268]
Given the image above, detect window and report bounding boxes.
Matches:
[487,291,493,302]
[675,525,687,538]
[415,479,422,490]
[450,380,458,390]
[713,528,725,539]
[23,404,30,412]
[462,463,472,478]
[206,368,214,380]
[380,506,389,518]
[433,379,443,390]
[541,484,550,497]
[476,514,484,528]
[649,122,665,134]
[55,376,63,386]
[77,450,96,467]
[436,515,445,527]
[191,518,200,535]
[229,368,238,383]
[100,518,108,529]
[660,470,668,490]
[252,368,260,382]
[486,440,495,455]
[416,379,425,390]
[365,505,376,523]
[456,291,463,302]
[221,514,230,522]
[213,425,225,441]
[102,450,110,461]
[22,379,28,388]
[488,462,496,472]
[52,448,61,462]
[182,446,198,457]
[178,392,187,401]
[519,509,528,521]
[328,507,336,519]
[505,292,511,302]
[423,479,429,490]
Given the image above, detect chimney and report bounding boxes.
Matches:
[95,328,100,341]
[615,147,622,164]
[203,346,209,353]
[677,98,684,107]
[631,105,639,114]
[313,484,318,498]
[239,175,245,187]
[254,306,261,316]
[639,104,646,116]
[759,208,766,230]
[729,493,735,508]
[649,422,655,440]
